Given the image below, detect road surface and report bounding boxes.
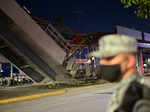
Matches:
[0,84,116,112]
[0,76,149,112]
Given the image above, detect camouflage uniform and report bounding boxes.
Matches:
[89,34,150,111]
[106,73,144,112]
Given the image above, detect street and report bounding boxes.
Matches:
[0,76,149,112]
[0,84,116,112]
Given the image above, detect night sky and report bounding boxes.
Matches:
[17,0,150,33]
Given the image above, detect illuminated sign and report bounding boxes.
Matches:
[137,43,150,48]
[117,25,142,40]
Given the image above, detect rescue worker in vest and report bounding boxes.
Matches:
[90,34,150,112]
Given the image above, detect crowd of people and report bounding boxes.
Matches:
[0,63,33,87]
[0,76,33,87]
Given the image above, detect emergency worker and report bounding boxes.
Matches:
[90,34,150,112]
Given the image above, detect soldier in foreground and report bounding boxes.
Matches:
[90,34,150,112]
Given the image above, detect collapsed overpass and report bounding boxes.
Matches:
[0,0,70,83]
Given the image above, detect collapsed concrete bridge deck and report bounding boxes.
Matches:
[0,0,70,83]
